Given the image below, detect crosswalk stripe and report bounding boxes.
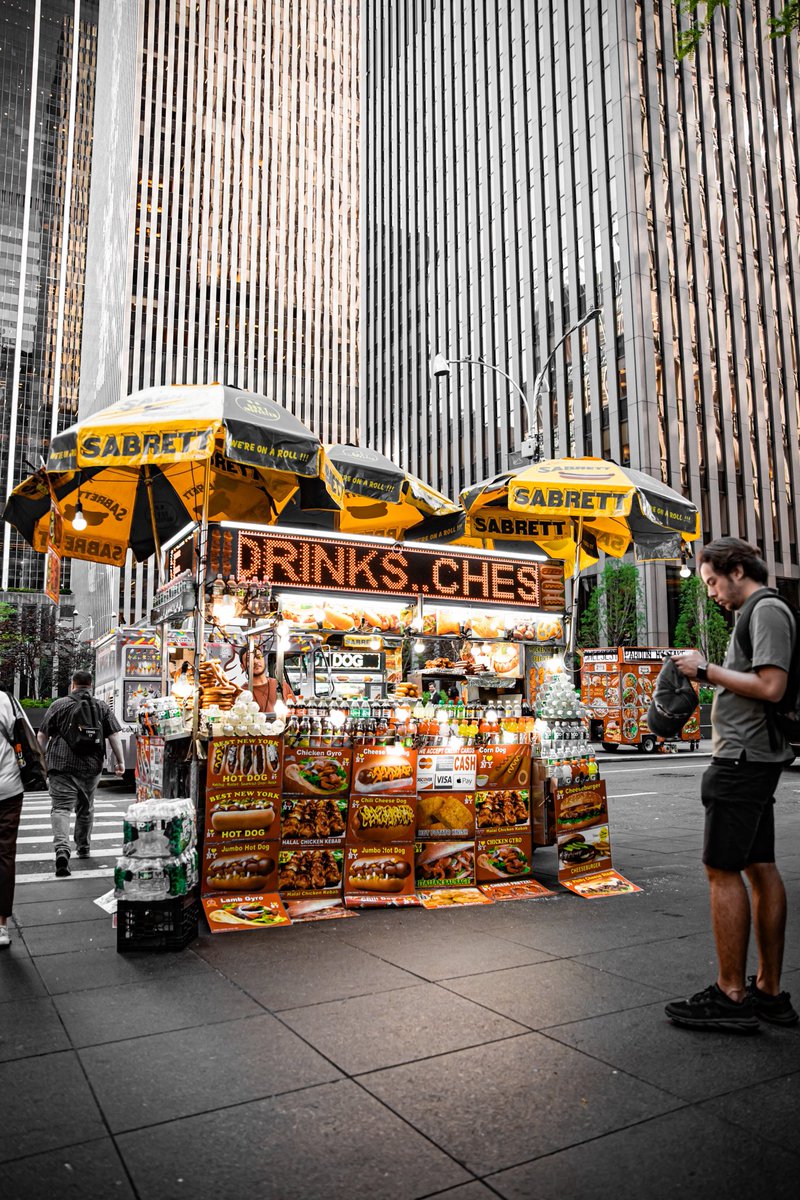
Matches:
[18,867,114,884]
[16,831,122,845]
[18,821,123,831]
[16,850,119,862]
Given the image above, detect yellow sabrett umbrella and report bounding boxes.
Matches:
[460,456,701,575]
[2,384,325,567]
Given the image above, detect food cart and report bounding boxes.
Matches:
[118,521,641,942]
[580,646,700,753]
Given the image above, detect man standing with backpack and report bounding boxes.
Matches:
[667,538,798,1032]
[38,670,125,877]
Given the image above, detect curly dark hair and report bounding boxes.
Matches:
[698,537,768,584]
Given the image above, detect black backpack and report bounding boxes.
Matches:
[734,589,800,749]
[62,693,106,756]
[1,692,48,791]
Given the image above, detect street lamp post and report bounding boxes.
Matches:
[433,305,602,462]
[528,306,602,458]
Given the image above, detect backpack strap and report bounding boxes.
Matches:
[734,590,799,750]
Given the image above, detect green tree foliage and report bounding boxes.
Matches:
[672,573,731,663]
[673,1,798,59]
[0,601,93,698]
[577,562,644,648]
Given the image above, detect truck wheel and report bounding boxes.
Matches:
[641,736,657,754]
[601,742,620,753]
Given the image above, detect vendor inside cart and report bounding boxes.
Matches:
[242,644,294,713]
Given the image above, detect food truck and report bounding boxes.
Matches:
[93,627,163,772]
[580,646,700,753]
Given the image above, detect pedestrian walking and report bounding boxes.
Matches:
[0,690,25,947]
[667,537,798,1032]
[38,670,125,877]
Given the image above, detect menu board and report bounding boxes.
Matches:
[345,745,418,907]
[202,735,285,930]
[415,840,476,889]
[475,831,534,883]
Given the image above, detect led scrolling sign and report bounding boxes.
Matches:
[169,527,566,612]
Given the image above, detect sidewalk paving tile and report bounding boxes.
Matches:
[698,1071,800,1150]
[20,917,118,956]
[195,936,422,1010]
[359,1033,682,1176]
[11,898,110,926]
[0,1051,106,1163]
[421,1186,499,1200]
[1,1137,136,1200]
[485,1106,800,1199]
[573,930,721,992]
[117,1079,471,1200]
[0,951,47,1001]
[79,1012,343,1132]
[334,925,554,981]
[545,1000,800,1101]
[441,959,671,1029]
[0,996,70,1061]
[278,982,528,1073]
[34,945,215,995]
[14,878,113,904]
[54,971,266,1047]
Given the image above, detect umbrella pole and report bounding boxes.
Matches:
[144,466,165,588]
[190,458,211,806]
[566,517,584,670]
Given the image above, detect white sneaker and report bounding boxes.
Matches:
[0,926,10,947]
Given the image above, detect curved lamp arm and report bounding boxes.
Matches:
[431,352,537,457]
[529,306,602,455]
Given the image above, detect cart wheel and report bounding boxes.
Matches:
[601,742,620,753]
[689,740,698,752]
[641,736,657,754]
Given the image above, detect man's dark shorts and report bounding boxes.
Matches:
[701,758,785,872]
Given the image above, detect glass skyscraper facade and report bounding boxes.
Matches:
[76,0,361,634]
[361,0,800,639]
[0,0,98,590]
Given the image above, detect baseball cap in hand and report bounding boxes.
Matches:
[647,656,698,738]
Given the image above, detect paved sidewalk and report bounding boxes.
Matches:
[2,762,799,1199]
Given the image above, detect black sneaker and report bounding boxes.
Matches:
[747,976,799,1027]
[76,848,90,859]
[55,854,71,878]
[665,983,760,1033]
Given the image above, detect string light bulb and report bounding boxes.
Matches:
[72,502,87,532]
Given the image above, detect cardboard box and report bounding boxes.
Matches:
[474,789,530,834]
[204,786,280,842]
[554,781,608,833]
[343,843,416,905]
[280,795,348,844]
[202,838,279,895]
[475,831,534,883]
[416,749,476,792]
[282,746,352,798]
[416,791,476,839]
[207,736,283,790]
[347,795,417,845]
[277,847,344,895]
[476,746,531,789]
[351,746,417,796]
[415,840,475,888]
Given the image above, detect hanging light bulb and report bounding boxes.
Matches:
[72,501,87,531]
[414,638,425,653]
[679,563,691,579]
[368,634,382,651]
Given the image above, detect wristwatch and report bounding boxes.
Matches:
[695,660,709,683]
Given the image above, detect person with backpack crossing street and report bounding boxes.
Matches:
[666,538,798,1033]
[38,670,124,877]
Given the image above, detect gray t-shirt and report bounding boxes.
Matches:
[712,589,795,762]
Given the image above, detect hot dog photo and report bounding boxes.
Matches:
[415,840,475,888]
[352,747,417,795]
[347,797,417,844]
[203,844,278,893]
[207,736,283,787]
[206,789,279,838]
[344,845,416,903]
